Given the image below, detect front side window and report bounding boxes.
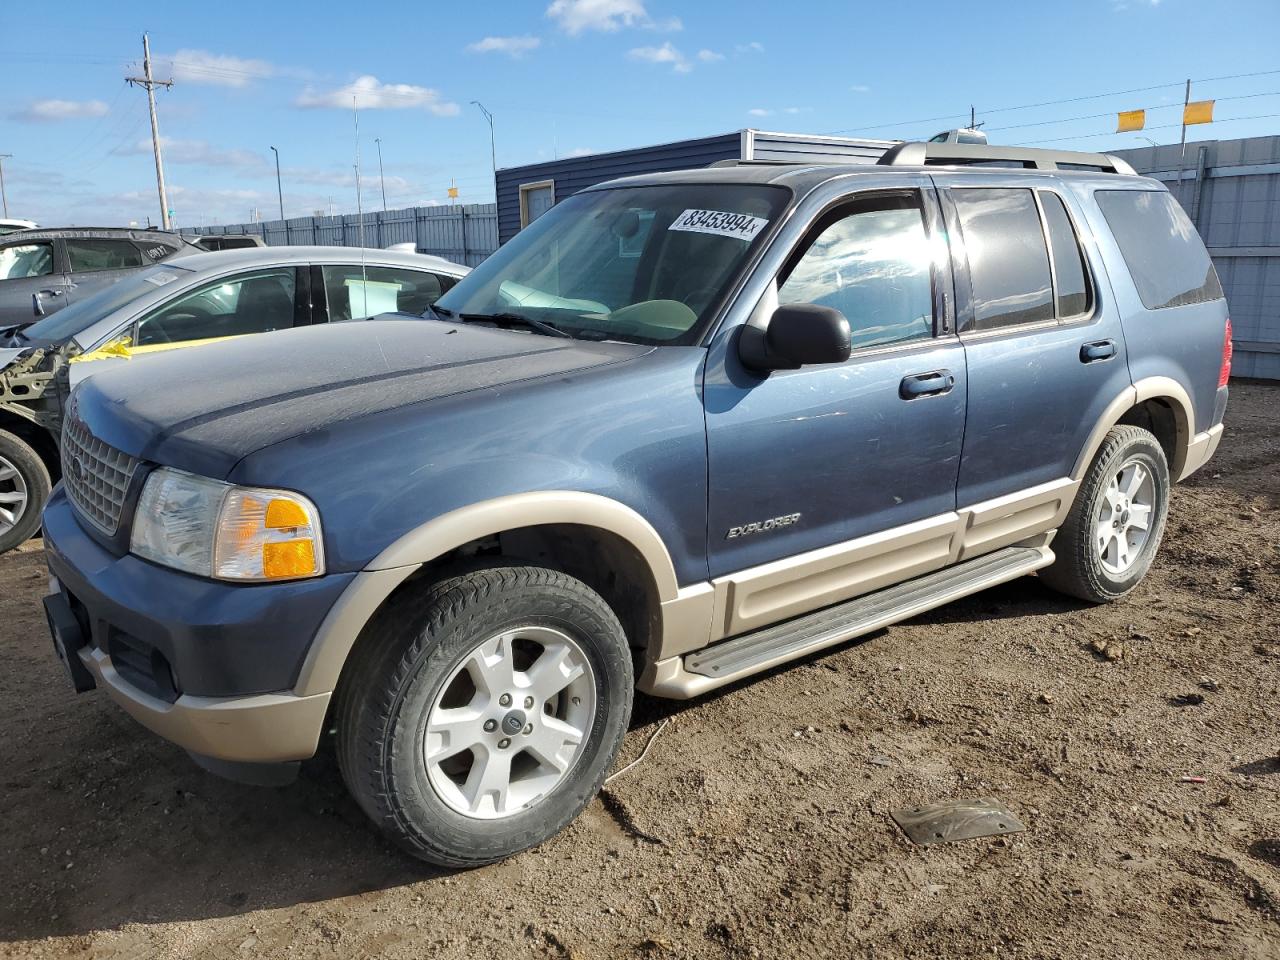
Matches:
[1095,189,1223,310]
[436,183,789,345]
[321,265,454,321]
[0,243,53,281]
[134,269,296,346]
[778,195,934,350]
[66,239,144,273]
[952,187,1055,330]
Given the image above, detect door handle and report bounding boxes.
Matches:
[1080,339,1115,363]
[900,369,955,400]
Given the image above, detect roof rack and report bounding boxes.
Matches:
[878,142,1136,175]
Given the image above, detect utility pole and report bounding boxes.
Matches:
[126,33,173,230]
[0,154,11,218]
[374,138,387,211]
[270,145,284,220]
[1174,78,1192,208]
[471,101,496,199]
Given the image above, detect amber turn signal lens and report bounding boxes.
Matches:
[262,539,318,579]
[265,498,311,529]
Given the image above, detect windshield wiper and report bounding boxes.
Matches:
[457,311,572,339]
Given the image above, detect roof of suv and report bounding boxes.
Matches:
[2,226,192,244]
[586,161,1164,198]
[158,245,471,276]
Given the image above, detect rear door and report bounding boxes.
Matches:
[63,237,149,303]
[935,173,1133,510]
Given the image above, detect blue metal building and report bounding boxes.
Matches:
[495,129,892,245]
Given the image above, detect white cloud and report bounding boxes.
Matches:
[629,42,692,73]
[159,49,278,88]
[295,75,460,115]
[748,106,809,118]
[851,84,871,93]
[565,147,597,158]
[12,99,109,123]
[547,0,678,34]
[645,15,683,31]
[115,137,267,172]
[736,41,765,53]
[467,35,541,57]
[697,49,725,62]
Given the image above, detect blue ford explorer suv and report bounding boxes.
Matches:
[42,142,1231,866]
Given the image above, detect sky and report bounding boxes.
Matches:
[1,0,1278,228]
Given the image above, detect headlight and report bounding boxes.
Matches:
[130,468,324,581]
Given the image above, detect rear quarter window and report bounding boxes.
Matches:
[1094,190,1223,310]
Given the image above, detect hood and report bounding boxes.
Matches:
[0,347,26,372]
[73,319,650,478]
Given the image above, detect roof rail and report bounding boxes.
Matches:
[879,142,1136,175]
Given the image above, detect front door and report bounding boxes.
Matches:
[704,186,966,633]
[0,239,70,326]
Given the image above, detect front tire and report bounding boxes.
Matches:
[0,429,51,554]
[335,565,633,867]
[1040,425,1170,603]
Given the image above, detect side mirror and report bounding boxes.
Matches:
[739,303,851,371]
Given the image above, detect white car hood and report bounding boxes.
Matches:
[0,347,26,373]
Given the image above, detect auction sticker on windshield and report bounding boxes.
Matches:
[670,209,768,241]
[143,271,179,286]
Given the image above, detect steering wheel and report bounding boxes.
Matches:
[138,306,215,346]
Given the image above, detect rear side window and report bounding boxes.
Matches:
[1095,190,1223,310]
[1038,192,1090,317]
[321,265,452,321]
[66,239,144,273]
[952,188,1054,330]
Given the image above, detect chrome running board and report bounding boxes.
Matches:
[638,544,1053,699]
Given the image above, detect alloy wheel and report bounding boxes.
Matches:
[0,454,29,537]
[1094,457,1156,576]
[423,626,596,820]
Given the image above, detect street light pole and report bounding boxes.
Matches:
[0,154,11,218]
[374,137,387,211]
[470,101,496,199]
[269,145,284,220]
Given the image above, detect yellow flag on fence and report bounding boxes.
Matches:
[1117,109,1146,133]
[1184,100,1214,125]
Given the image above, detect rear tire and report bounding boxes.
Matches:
[1040,425,1170,603]
[0,429,51,554]
[335,565,633,867]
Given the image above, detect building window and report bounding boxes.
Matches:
[519,180,556,228]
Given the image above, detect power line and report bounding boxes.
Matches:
[824,67,1280,137]
[1015,111,1280,146]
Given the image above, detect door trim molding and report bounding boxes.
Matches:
[656,476,1079,659]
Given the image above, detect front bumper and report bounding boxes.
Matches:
[43,486,354,763]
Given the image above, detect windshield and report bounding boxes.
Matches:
[20,264,192,344]
[434,183,789,344]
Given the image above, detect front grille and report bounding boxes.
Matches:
[61,395,139,536]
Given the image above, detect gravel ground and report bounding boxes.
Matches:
[1,381,1277,960]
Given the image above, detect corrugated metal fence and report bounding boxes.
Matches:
[190,203,498,267]
[1116,136,1280,380]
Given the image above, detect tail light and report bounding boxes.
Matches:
[1218,317,1233,388]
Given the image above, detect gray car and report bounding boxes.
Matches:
[0,245,468,552]
[0,227,198,327]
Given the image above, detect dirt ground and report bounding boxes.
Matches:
[1,382,1277,960]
